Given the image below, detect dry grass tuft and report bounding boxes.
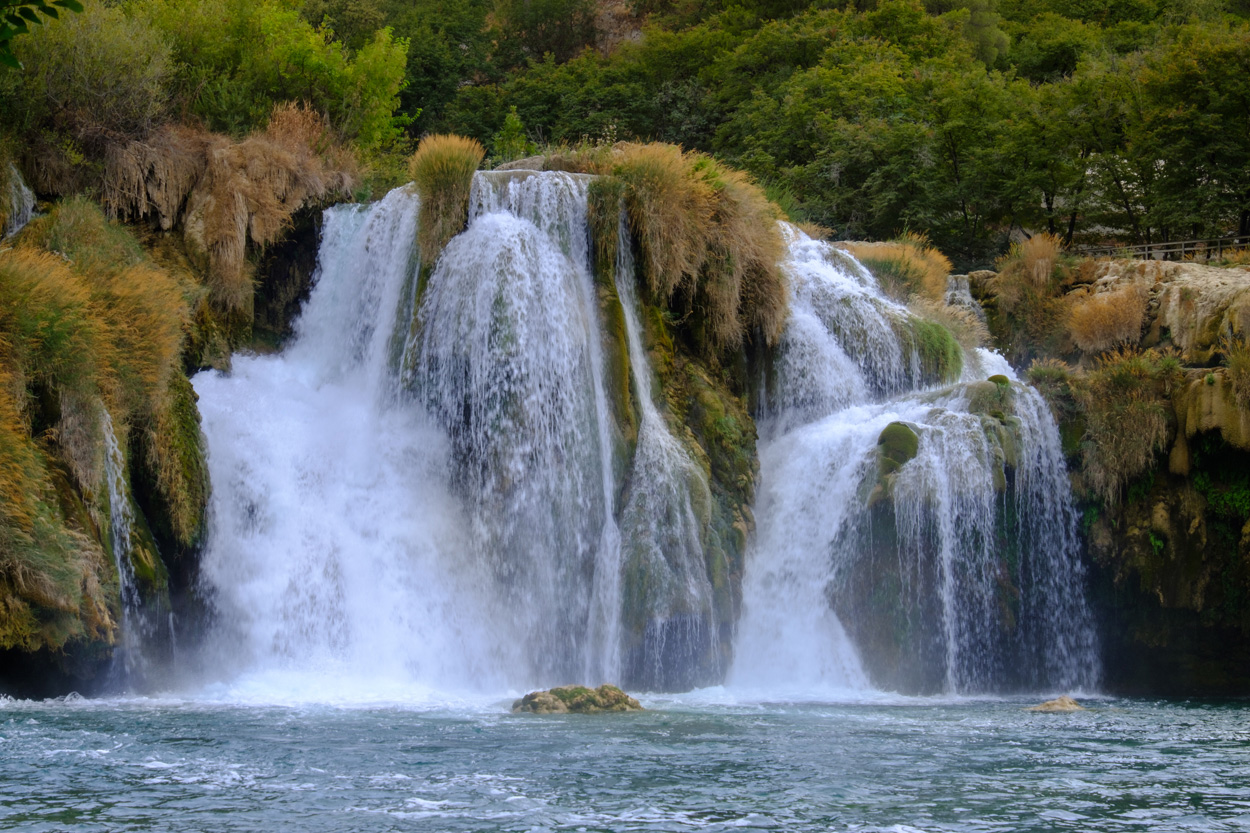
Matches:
[842,232,952,303]
[192,105,357,310]
[409,134,486,262]
[702,160,786,349]
[542,142,613,175]
[103,125,210,231]
[611,142,714,300]
[795,221,832,241]
[1068,283,1148,354]
[1075,347,1182,505]
[988,233,1074,363]
[911,297,989,353]
[606,143,787,352]
[100,104,357,312]
[1014,233,1063,287]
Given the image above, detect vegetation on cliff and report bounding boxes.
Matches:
[980,250,1250,692]
[0,199,201,658]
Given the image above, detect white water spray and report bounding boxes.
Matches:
[195,188,510,700]
[731,228,1098,695]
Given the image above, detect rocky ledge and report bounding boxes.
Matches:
[512,684,644,714]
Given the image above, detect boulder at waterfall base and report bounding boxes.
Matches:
[1027,696,1086,712]
[512,685,644,714]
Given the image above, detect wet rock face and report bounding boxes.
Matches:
[1086,433,1250,695]
[511,684,644,714]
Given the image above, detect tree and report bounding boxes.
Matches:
[0,0,82,69]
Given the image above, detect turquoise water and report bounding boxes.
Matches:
[3,693,1248,832]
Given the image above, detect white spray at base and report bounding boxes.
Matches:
[195,188,512,700]
[729,228,1098,696]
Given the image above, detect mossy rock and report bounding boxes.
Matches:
[511,684,643,714]
[965,379,1013,418]
[878,421,920,476]
[988,374,1010,386]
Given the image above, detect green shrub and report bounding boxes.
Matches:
[16,0,172,138]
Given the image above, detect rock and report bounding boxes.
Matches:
[1026,695,1086,712]
[511,684,644,714]
[878,421,920,475]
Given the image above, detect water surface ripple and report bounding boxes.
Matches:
[2,697,1248,832]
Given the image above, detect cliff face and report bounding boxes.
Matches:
[972,254,1250,695]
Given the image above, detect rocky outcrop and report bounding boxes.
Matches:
[1027,695,1085,712]
[512,684,643,713]
[975,255,1250,695]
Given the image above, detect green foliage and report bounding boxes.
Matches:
[491,107,537,164]
[130,0,409,149]
[15,1,170,136]
[0,0,82,70]
[492,0,597,69]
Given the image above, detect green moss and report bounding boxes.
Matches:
[139,372,209,550]
[878,421,920,476]
[911,318,963,384]
[588,177,626,289]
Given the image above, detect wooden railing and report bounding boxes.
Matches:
[1075,236,1250,261]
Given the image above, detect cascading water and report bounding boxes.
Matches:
[731,227,1098,695]
[195,187,512,698]
[405,170,622,685]
[3,163,35,239]
[610,212,719,691]
[192,174,1095,700]
[101,409,144,678]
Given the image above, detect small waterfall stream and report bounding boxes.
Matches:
[4,163,35,239]
[100,410,143,678]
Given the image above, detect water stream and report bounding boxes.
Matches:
[3,163,35,239]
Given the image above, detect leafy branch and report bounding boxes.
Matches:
[0,0,83,69]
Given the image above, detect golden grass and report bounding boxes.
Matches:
[103,124,210,231]
[606,143,787,351]
[1011,233,1063,287]
[101,104,357,312]
[842,232,952,303]
[409,134,486,262]
[0,254,117,650]
[612,142,713,300]
[1075,347,1182,506]
[703,162,786,348]
[1068,283,1148,355]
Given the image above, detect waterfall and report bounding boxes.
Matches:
[195,187,511,697]
[611,212,719,691]
[190,178,1096,699]
[731,228,1098,695]
[101,409,143,677]
[3,163,35,239]
[405,170,622,685]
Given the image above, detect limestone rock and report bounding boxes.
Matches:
[1027,695,1086,712]
[512,684,644,714]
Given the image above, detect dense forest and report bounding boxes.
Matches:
[4,0,1250,268]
